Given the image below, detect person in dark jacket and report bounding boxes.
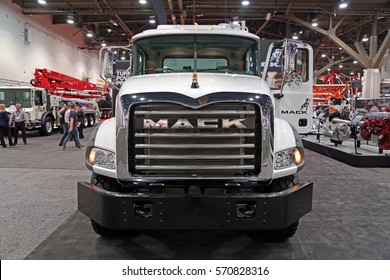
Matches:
[0,104,13,148]
[76,105,85,139]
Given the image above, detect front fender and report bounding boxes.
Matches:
[274,118,296,152]
[273,118,304,179]
[85,118,117,178]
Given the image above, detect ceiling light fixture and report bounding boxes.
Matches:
[353,60,358,64]
[321,54,326,58]
[362,35,369,42]
[242,1,250,6]
[66,15,74,24]
[37,0,47,5]
[311,19,318,27]
[339,65,343,68]
[101,42,107,47]
[139,0,147,4]
[109,19,118,26]
[292,33,298,40]
[86,31,94,38]
[338,0,348,9]
[149,16,156,24]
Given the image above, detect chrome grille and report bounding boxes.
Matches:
[129,102,260,176]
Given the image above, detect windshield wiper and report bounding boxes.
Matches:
[216,66,235,74]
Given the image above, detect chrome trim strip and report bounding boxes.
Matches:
[135,110,255,115]
[135,144,255,149]
[135,165,255,170]
[135,133,255,138]
[135,155,254,159]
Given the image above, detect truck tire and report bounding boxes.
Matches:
[91,220,140,238]
[83,116,88,128]
[91,173,121,192]
[248,221,300,242]
[248,175,301,241]
[39,117,53,136]
[269,174,300,192]
[88,114,95,127]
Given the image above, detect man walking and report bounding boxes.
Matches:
[61,104,84,150]
[9,103,28,145]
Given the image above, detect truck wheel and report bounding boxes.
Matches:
[248,175,301,241]
[83,116,88,128]
[91,220,116,236]
[269,174,300,192]
[248,221,300,241]
[39,117,53,136]
[91,173,121,192]
[88,114,95,127]
[91,220,140,238]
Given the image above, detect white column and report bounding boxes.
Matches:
[362,68,381,99]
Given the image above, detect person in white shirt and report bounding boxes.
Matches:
[9,103,28,145]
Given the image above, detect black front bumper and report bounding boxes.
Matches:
[77,181,313,230]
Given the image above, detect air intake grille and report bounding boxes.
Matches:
[129,102,260,176]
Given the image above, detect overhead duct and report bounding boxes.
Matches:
[150,0,167,25]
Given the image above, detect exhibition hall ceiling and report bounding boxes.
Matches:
[12,0,390,71]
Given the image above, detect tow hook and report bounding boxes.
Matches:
[134,201,153,218]
[236,202,256,218]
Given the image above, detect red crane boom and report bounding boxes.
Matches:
[31,68,106,99]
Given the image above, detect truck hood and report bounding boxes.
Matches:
[119,73,271,99]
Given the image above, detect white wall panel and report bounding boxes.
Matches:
[0,0,100,84]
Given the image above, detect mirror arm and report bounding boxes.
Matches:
[273,93,284,99]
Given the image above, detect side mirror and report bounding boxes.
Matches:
[274,41,301,99]
[99,45,132,90]
[283,42,298,74]
[102,50,115,79]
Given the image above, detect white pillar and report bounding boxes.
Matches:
[362,68,381,99]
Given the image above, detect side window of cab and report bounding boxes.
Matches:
[35,90,44,106]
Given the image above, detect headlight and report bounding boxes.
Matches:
[88,147,115,169]
[275,148,304,170]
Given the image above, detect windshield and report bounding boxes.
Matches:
[0,89,32,108]
[131,34,260,76]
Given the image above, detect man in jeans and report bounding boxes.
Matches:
[61,104,84,150]
[9,103,28,145]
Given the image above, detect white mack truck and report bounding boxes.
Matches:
[78,21,314,240]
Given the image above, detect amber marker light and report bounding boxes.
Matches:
[294,149,302,164]
[89,149,96,164]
